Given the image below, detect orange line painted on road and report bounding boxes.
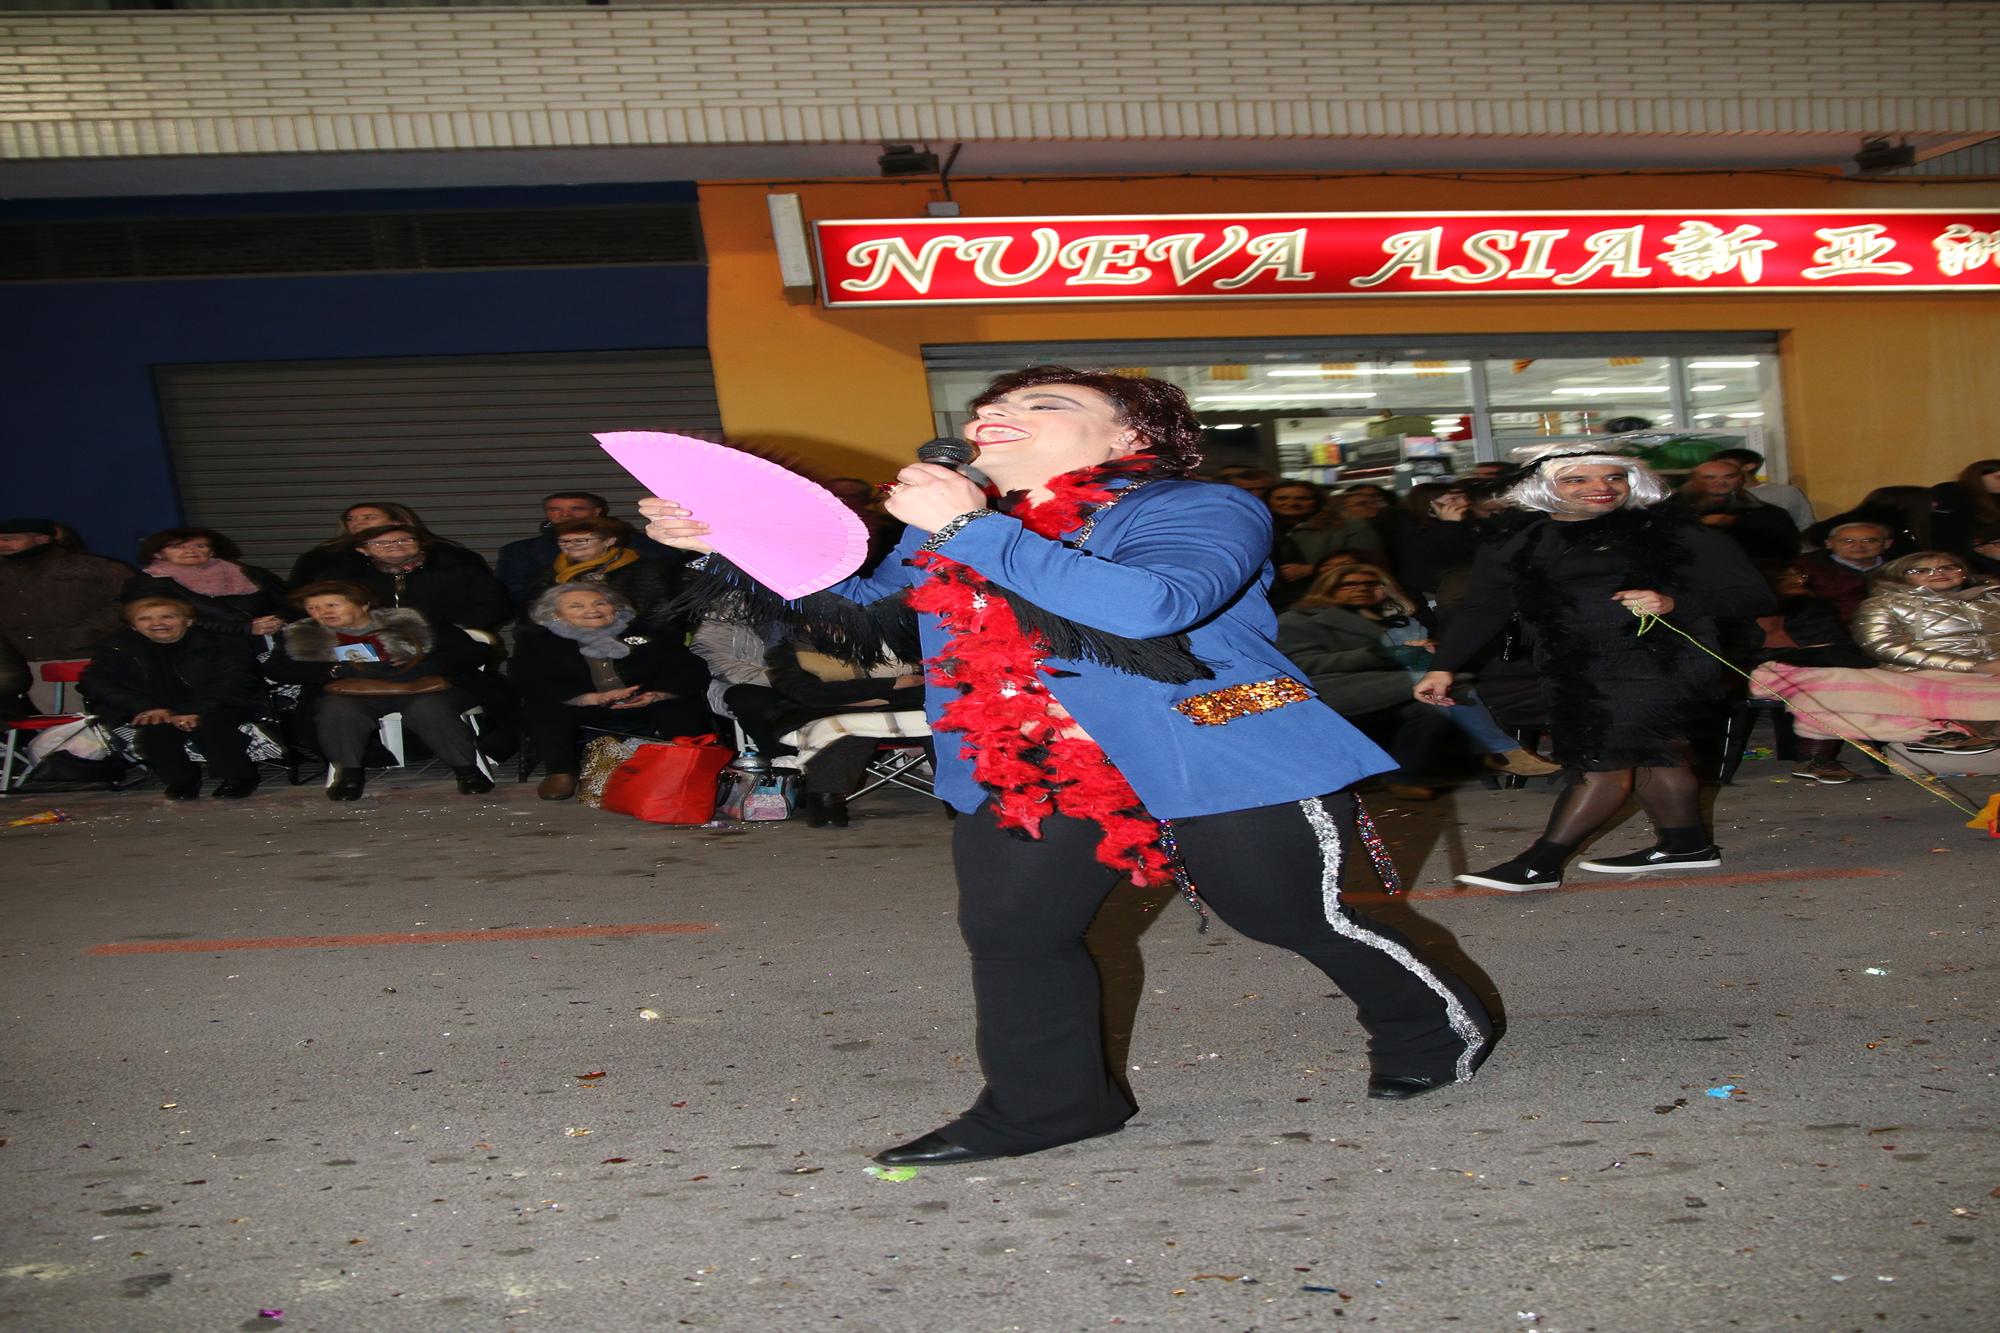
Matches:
[1347,865,1892,904]
[85,922,717,956]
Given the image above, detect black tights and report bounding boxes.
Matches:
[1525,762,1707,870]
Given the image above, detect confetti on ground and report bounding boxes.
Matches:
[638,1009,661,1021]
[1706,1085,1739,1098]
[5,809,68,827]
[863,1165,919,1182]
[1863,967,1890,976]
[563,1127,592,1137]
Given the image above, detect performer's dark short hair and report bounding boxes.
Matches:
[970,366,1204,478]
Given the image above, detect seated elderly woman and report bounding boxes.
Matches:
[764,631,927,828]
[519,518,681,629]
[511,585,715,801]
[263,581,495,800]
[1752,551,2000,757]
[122,528,290,641]
[80,597,268,799]
[1276,564,1559,790]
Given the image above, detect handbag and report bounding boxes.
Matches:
[599,734,735,825]
[717,766,798,821]
[578,735,642,808]
[324,675,451,697]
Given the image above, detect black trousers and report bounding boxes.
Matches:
[944,793,1492,1154]
[316,691,478,768]
[134,710,255,785]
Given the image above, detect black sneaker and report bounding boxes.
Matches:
[1574,845,1722,874]
[1455,859,1563,892]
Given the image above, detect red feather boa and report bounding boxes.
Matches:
[907,456,1171,886]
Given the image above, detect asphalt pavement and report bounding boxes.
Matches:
[1,757,1995,1332]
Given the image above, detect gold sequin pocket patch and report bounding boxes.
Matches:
[1173,676,1312,726]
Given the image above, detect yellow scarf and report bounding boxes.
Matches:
[554,546,640,582]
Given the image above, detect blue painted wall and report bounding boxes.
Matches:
[1,185,707,559]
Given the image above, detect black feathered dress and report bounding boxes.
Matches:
[1431,506,1773,770]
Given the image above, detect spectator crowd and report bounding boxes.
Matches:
[3,453,1998,814]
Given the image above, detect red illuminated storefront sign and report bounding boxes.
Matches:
[813,211,2000,306]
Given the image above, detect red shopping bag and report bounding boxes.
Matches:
[598,735,734,824]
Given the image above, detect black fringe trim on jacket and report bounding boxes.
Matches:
[666,557,1215,685]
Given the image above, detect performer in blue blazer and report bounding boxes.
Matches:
[643,367,1494,1165]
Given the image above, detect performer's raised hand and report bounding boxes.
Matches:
[883,463,989,533]
[1412,670,1457,707]
[638,497,715,553]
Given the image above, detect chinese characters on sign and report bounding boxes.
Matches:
[811,212,2000,306]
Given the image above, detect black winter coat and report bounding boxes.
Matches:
[0,545,133,659]
[510,624,713,716]
[344,546,512,631]
[81,628,268,724]
[121,565,290,638]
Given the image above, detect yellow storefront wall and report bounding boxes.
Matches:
[701,174,2000,512]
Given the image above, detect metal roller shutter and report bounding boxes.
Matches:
[157,349,720,574]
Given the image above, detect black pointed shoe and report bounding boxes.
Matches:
[872,1131,1005,1167]
[328,766,365,801]
[212,777,259,800]
[453,766,494,795]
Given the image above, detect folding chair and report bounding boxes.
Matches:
[1,660,117,793]
[849,737,935,803]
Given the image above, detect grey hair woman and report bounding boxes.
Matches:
[1411,442,1771,891]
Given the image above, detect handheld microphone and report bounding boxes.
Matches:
[917,436,979,473]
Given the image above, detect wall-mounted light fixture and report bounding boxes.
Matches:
[877,143,940,177]
[766,193,816,303]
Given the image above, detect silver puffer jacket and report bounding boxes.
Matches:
[1851,581,2000,672]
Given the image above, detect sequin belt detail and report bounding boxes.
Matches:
[1172,676,1312,726]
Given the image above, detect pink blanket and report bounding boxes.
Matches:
[1750,663,2000,741]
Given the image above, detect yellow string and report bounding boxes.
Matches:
[1629,609,1980,816]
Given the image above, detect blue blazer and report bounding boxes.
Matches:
[829,478,1394,819]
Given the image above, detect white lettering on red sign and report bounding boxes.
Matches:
[837,226,1314,294]
[814,211,2000,304]
[1934,224,2000,276]
[1351,225,1652,288]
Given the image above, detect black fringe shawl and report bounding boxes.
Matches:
[666,556,1216,685]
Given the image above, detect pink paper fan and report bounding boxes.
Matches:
[595,431,870,600]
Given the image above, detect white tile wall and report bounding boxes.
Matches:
[0,2,1995,158]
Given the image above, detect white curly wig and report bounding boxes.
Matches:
[1502,443,1671,513]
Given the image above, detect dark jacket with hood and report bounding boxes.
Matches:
[81,627,268,725]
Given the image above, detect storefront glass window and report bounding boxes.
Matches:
[924,338,1785,490]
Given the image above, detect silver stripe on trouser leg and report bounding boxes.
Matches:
[1298,796,1486,1083]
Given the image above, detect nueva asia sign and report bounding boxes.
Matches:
[813,210,2000,306]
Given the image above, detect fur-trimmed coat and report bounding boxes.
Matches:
[263,607,488,708]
